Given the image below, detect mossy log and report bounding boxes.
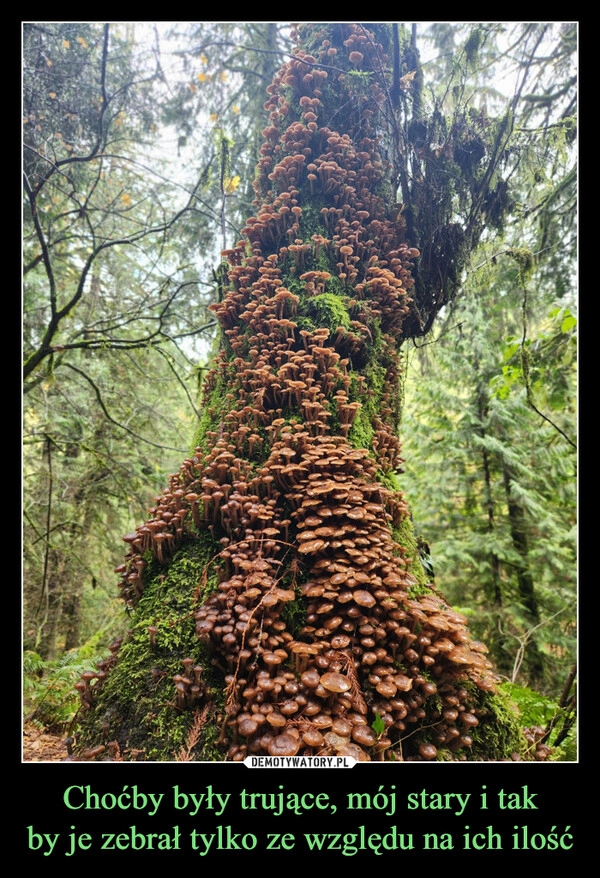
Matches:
[75,24,525,762]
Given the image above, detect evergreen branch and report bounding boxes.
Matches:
[175,705,209,761]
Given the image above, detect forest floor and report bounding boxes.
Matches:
[22,721,68,762]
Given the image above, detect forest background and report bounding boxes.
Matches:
[22,21,577,760]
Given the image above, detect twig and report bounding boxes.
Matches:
[176,705,209,761]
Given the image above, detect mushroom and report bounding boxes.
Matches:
[268,733,300,757]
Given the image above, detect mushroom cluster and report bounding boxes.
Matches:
[193,431,496,761]
[79,24,513,761]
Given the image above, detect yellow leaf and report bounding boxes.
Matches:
[76,36,88,48]
[209,113,218,123]
[62,40,70,49]
[198,72,208,82]
[121,193,132,206]
[221,72,227,82]
[199,54,208,65]
[49,92,57,99]
[224,175,240,195]
[232,105,240,114]
[399,70,417,90]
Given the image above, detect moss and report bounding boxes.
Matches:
[77,536,224,760]
[407,682,526,762]
[348,360,386,451]
[347,404,374,450]
[393,515,429,589]
[506,246,535,283]
[295,199,329,238]
[280,589,308,639]
[295,315,317,335]
[469,685,528,760]
[304,293,352,333]
[194,368,229,450]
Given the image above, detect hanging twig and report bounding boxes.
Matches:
[499,609,566,683]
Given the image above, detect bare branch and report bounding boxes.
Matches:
[63,362,189,453]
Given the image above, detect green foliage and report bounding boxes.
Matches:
[503,682,559,726]
[371,712,386,737]
[22,346,196,661]
[22,21,217,665]
[502,682,577,761]
[399,39,577,693]
[24,645,110,732]
[401,231,576,697]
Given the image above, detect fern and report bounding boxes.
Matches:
[23,647,106,732]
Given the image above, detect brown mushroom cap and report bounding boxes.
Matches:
[419,743,438,760]
[238,717,259,737]
[320,672,352,693]
[351,724,376,747]
[268,733,300,757]
[353,589,376,607]
[301,728,325,748]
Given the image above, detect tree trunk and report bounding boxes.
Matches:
[75,23,525,762]
[502,461,544,685]
[36,550,63,661]
[477,389,503,609]
[35,436,61,660]
[63,590,82,653]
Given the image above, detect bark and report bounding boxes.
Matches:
[477,390,503,609]
[36,555,62,661]
[63,591,82,653]
[502,462,544,684]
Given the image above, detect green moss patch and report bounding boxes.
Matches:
[77,536,224,760]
